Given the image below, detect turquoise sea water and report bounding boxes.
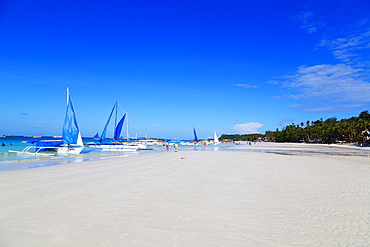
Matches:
[0,136,232,172]
[2,136,369,172]
[0,136,150,171]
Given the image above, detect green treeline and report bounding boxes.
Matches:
[220,133,264,141]
[220,111,370,144]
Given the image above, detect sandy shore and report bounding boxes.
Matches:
[233,141,370,154]
[1,144,369,246]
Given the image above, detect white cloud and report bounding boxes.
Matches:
[293,11,326,34]
[283,63,370,103]
[231,84,259,88]
[288,104,302,108]
[319,31,370,63]
[233,122,264,134]
[282,118,294,122]
[279,118,294,126]
[304,103,366,113]
[283,12,370,113]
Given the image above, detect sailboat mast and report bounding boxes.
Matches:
[114,101,118,132]
[126,111,129,140]
[66,87,70,104]
[62,87,82,145]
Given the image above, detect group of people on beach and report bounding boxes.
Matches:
[163,143,179,151]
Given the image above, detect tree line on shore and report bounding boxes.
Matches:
[220,111,370,144]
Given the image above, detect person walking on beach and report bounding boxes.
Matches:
[174,143,179,152]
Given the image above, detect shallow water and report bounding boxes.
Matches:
[2,137,369,172]
[0,136,156,171]
[0,146,147,172]
[231,143,370,157]
[0,137,237,171]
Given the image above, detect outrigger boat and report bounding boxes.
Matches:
[92,101,139,152]
[9,88,84,155]
[179,126,200,146]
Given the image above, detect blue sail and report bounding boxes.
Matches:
[100,102,117,142]
[193,127,198,142]
[93,133,100,139]
[114,113,126,141]
[62,89,80,144]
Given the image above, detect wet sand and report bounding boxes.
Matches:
[1,144,369,246]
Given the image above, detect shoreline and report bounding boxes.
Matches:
[1,148,369,246]
[231,141,370,157]
[1,141,370,172]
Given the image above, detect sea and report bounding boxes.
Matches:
[2,136,369,172]
[0,136,233,172]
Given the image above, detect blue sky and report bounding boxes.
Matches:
[1,0,370,139]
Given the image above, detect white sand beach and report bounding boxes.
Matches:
[1,143,369,246]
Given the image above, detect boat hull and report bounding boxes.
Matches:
[57,145,84,154]
[96,144,138,151]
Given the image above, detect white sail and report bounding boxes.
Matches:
[213,131,220,144]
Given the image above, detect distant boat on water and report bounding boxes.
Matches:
[193,126,199,142]
[213,131,220,145]
[92,101,139,151]
[9,88,84,155]
[180,126,200,146]
[93,133,100,139]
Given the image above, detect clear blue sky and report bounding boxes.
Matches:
[1,0,369,139]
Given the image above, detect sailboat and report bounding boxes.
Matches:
[94,102,138,151]
[57,88,84,154]
[193,126,199,143]
[93,133,100,139]
[10,88,84,155]
[213,131,220,145]
[180,125,200,146]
